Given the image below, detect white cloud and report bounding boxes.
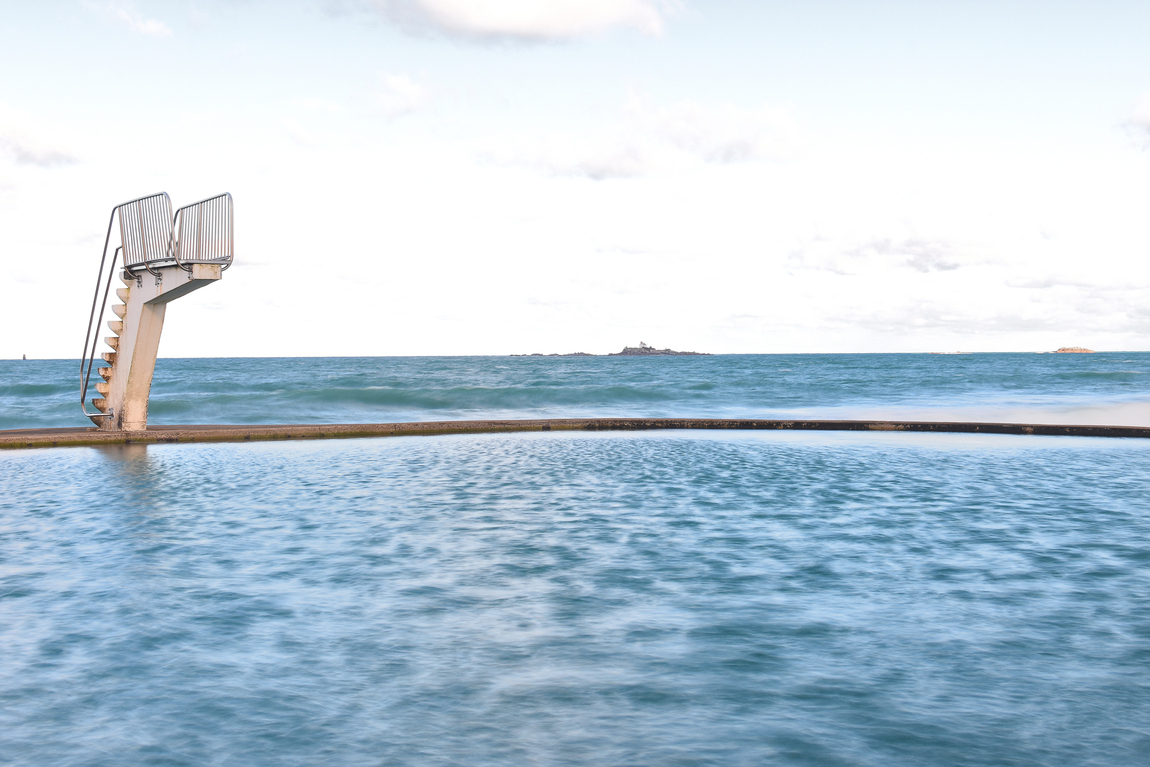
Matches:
[0,104,78,168]
[788,236,985,276]
[103,3,172,38]
[283,118,317,147]
[628,99,801,163]
[486,97,800,179]
[0,135,77,168]
[1127,92,1150,148]
[376,73,430,119]
[365,0,676,40]
[486,132,649,179]
[856,238,962,273]
[565,144,647,179]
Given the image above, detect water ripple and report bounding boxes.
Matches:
[1,431,1148,765]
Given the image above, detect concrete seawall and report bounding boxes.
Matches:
[3,419,1150,450]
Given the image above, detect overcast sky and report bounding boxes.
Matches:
[2,0,1149,357]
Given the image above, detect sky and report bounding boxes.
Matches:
[1,0,1149,357]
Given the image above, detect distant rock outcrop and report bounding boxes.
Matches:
[1055,347,1095,353]
[609,342,708,356]
[511,342,709,357]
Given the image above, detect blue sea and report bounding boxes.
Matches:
[4,352,1150,430]
[2,354,1149,766]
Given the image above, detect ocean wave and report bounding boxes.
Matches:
[5,353,1150,429]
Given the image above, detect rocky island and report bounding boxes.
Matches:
[609,342,709,356]
[512,342,708,357]
[1055,347,1095,353]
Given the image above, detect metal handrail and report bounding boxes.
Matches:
[118,192,174,276]
[80,191,171,420]
[172,193,234,271]
[79,246,119,419]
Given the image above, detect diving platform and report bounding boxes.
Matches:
[81,192,233,431]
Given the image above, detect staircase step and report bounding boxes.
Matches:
[104,336,119,351]
[92,398,108,413]
[112,304,127,319]
[96,381,110,395]
[108,320,123,334]
[102,352,116,364]
[98,367,113,381]
[116,288,130,302]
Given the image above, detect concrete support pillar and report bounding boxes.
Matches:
[98,263,221,432]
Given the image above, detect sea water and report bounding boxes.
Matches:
[2,355,1149,766]
[3,352,1150,430]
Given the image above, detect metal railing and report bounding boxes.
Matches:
[120,192,176,275]
[79,244,121,419]
[173,193,234,271]
[80,192,234,420]
[81,192,172,419]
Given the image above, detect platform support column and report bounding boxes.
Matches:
[99,263,221,432]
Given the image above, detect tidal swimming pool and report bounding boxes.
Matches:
[2,431,1148,766]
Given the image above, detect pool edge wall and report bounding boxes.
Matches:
[3,419,1150,450]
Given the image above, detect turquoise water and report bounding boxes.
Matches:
[3,353,1150,429]
[2,355,1150,765]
